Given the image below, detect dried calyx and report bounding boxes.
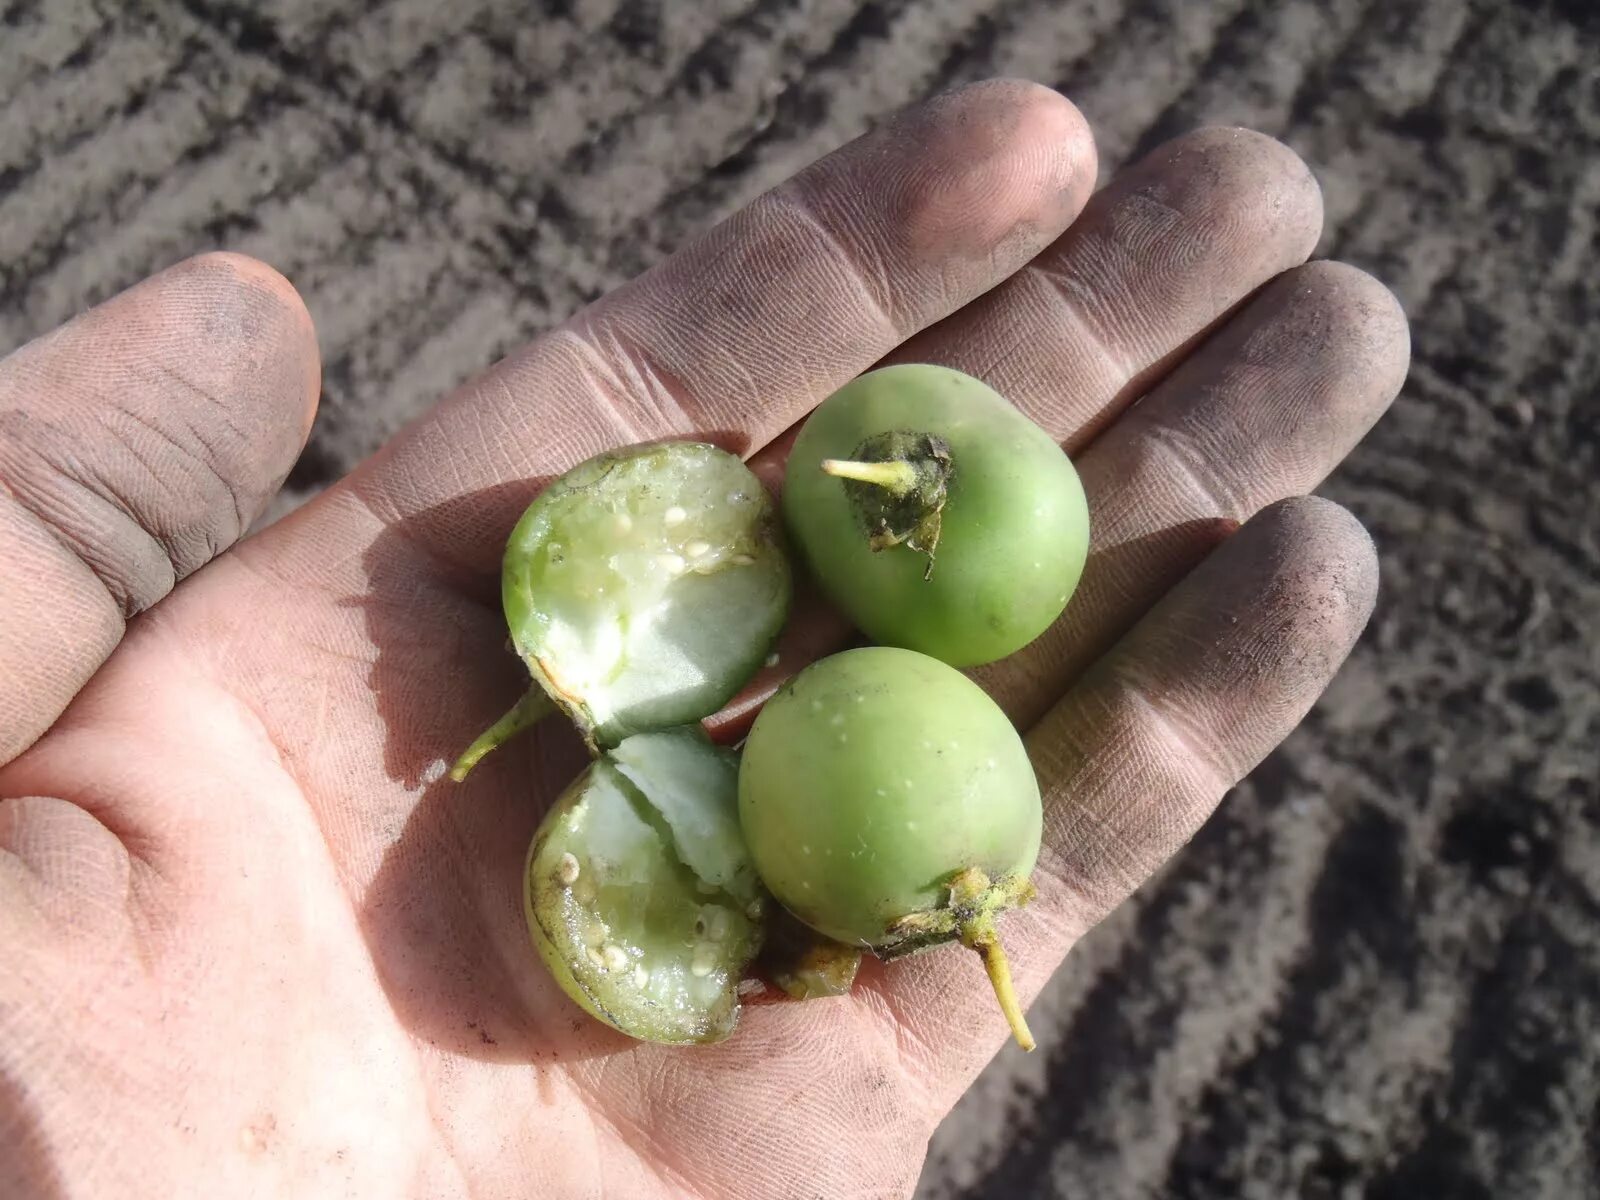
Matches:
[820,430,953,579]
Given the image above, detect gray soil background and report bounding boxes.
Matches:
[3,1,1596,1197]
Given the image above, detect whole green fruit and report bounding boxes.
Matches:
[738,646,1043,1048]
[783,364,1088,667]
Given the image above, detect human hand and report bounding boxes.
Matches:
[0,81,1407,1199]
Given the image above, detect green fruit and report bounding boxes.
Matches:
[526,728,767,1044]
[737,646,1043,1049]
[782,364,1089,668]
[453,441,791,777]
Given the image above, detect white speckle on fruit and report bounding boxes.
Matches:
[986,758,997,770]
[875,788,886,797]
[765,652,780,667]
[906,821,917,832]
[601,944,628,972]
[801,844,811,856]
[745,898,765,920]
[831,713,844,726]
[612,512,633,534]
[737,977,765,997]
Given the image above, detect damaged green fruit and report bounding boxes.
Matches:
[454,441,790,778]
[738,646,1042,1050]
[526,728,767,1044]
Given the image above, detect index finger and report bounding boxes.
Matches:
[344,80,1095,572]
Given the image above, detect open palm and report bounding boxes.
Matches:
[0,81,1407,1199]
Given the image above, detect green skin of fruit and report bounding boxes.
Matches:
[737,647,1042,954]
[783,364,1090,668]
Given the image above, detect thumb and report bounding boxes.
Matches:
[0,252,320,764]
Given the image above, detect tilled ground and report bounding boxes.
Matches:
[3,2,1595,1196]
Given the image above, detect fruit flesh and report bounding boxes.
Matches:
[504,442,790,750]
[737,647,1041,949]
[783,364,1089,667]
[527,729,764,1044]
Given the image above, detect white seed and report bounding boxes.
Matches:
[664,506,687,526]
[582,918,608,948]
[556,853,581,885]
[573,878,598,906]
[764,652,780,668]
[586,947,607,970]
[745,898,765,921]
[690,946,718,977]
[656,553,686,575]
[684,540,712,559]
[696,879,719,895]
[737,977,766,997]
[706,908,731,942]
[601,944,629,972]
[633,965,650,989]
[612,512,633,534]
[731,554,755,566]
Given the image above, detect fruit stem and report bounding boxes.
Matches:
[449,686,556,782]
[974,935,1035,1052]
[820,457,918,495]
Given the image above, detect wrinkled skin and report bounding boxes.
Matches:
[0,81,1408,1200]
